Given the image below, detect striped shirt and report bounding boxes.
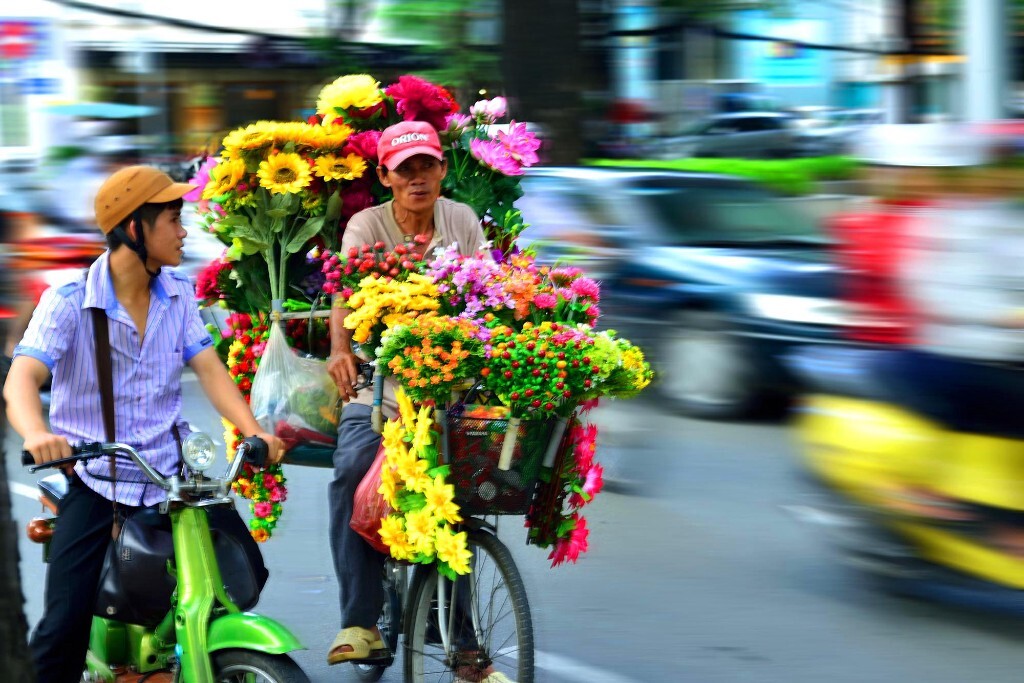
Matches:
[13,251,213,506]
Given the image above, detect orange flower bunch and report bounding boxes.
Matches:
[379,316,485,405]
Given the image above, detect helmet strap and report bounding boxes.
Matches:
[115,211,161,279]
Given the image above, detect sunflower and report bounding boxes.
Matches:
[221,121,275,158]
[316,74,382,118]
[202,158,247,199]
[319,123,355,150]
[313,153,368,182]
[257,152,312,195]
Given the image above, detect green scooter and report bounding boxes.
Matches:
[24,435,310,683]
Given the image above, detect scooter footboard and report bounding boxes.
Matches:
[207,613,305,655]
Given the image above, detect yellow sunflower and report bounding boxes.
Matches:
[257,152,312,195]
[319,123,355,150]
[313,153,368,182]
[221,121,275,157]
[202,158,247,199]
[316,74,382,118]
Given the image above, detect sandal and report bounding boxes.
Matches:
[326,626,386,665]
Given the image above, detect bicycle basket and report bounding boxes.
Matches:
[443,413,558,515]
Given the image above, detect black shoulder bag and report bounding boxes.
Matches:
[89,308,269,627]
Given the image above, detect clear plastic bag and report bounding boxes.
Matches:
[249,322,340,450]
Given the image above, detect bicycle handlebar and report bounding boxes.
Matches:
[22,438,264,494]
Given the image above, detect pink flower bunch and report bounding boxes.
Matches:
[385,75,460,132]
[548,514,589,567]
[469,96,507,124]
[495,121,541,167]
[343,130,383,165]
[469,137,524,176]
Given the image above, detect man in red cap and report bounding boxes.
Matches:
[4,165,284,683]
[323,121,504,678]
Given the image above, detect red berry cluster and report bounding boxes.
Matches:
[321,239,428,299]
[483,322,600,418]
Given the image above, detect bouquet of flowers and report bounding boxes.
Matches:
[191,72,542,541]
[356,247,653,566]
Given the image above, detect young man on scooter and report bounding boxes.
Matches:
[3,165,285,683]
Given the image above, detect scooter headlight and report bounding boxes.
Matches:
[182,432,217,473]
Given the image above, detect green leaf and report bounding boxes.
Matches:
[451,175,497,218]
[266,208,291,219]
[325,189,342,222]
[284,217,325,254]
[437,563,457,582]
[396,492,426,513]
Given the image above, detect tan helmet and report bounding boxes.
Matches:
[94,165,192,234]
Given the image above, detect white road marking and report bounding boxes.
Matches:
[10,482,39,501]
[536,650,643,683]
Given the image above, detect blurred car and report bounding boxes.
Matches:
[667,112,801,159]
[794,108,885,157]
[517,167,854,419]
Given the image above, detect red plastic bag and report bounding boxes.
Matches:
[350,444,391,555]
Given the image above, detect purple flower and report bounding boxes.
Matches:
[470,138,522,176]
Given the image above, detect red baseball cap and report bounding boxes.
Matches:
[377,121,444,170]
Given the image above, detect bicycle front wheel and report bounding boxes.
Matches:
[404,530,534,683]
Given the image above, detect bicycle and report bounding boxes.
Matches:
[350,363,539,683]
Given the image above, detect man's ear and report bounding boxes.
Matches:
[376,165,391,188]
[126,218,140,243]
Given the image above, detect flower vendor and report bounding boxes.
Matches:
[324,121,488,666]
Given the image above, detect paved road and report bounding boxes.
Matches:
[10,379,1024,682]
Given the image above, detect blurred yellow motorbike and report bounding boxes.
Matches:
[790,346,1024,612]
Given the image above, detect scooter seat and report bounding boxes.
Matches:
[38,474,68,509]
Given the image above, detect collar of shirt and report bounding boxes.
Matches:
[81,250,177,314]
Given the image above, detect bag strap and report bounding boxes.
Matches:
[90,307,118,516]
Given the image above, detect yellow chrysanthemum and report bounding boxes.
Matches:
[222,121,275,157]
[313,153,368,182]
[379,515,413,559]
[378,464,399,506]
[422,475,462,525]
[404,508,436,553]
[257,152,312,195]
[316,74,382,118]
[396,389,417,433]
[396,453,429,488]
[382,417,405,451]
[411,405,434,455]
[203,158,247,200]
[434,527,472,575]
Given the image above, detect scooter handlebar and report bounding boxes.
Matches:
[21,441,109,472]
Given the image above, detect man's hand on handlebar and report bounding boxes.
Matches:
[327,351,364,403]
[252,431,286,466]
[21,431,72,466]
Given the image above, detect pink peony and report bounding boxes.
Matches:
[496,121,541,167]
[570,277,601,301]
[469,96,507,124]
[343,130,382,164]
[254,502,273,518]
[470,138,522,176]
[384,75,459,131]
[184,156,217,202]
[340,179,375,221]
[533,293,557,309]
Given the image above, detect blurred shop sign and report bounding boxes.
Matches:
[0,19,50,66]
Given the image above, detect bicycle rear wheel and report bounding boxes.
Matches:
[403,530,534,683]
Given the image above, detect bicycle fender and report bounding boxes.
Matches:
[206,613,305,655]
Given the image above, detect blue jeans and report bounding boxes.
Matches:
[328,404,386,629]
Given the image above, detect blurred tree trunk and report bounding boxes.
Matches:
[0,373,35,680]
[502,0,583,164]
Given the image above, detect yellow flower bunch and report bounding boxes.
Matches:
[344,273,440,344]
[316,74,383,118]
[376,388,471,576]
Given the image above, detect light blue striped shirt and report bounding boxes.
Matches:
[14,251,213,506]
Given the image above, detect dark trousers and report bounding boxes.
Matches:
[328,405,386,629]
[30,476,128,683]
